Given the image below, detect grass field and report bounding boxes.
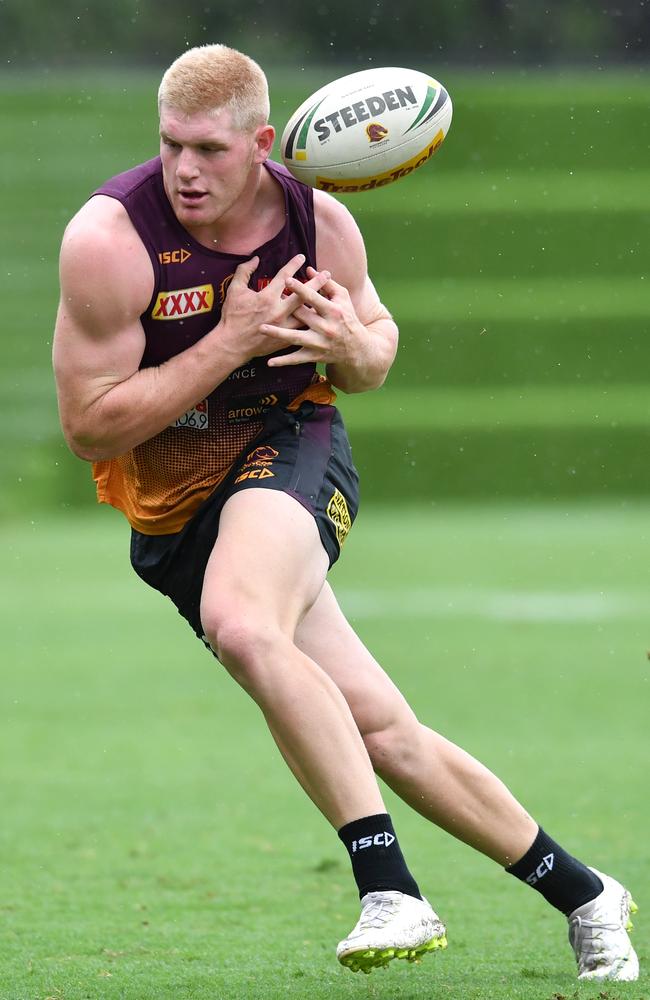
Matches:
[2,502,648,999]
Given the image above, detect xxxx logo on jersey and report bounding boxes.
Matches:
[151,284,214,320]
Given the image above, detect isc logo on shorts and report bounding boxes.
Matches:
[151,284,214,320]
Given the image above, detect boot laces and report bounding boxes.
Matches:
[570,913,621,957]
[358,893,400,930]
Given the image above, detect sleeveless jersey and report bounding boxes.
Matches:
[90,157,335,535]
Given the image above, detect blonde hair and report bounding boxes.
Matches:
[158,44,270,131]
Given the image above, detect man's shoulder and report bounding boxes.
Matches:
[60,194,153,305]
[63,194,138,253]
[312,187,359,230]
[312,188,366,265]
[94,156,162,201]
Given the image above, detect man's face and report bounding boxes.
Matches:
[159,105,269,229]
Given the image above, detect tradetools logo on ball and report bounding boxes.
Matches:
[316,129,445,193]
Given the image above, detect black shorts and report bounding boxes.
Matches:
[129,401,359,644]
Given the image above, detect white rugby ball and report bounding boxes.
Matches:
[280,66,452,193]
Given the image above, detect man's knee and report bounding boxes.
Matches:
[200,604,281,690]
[363,717,422,778]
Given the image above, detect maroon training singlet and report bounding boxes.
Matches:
[90,157,335,534]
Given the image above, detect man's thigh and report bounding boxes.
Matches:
[130,401,359,645]
[200,489,329,635]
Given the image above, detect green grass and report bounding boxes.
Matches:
[1,504,648,999]
[339,385,650,429]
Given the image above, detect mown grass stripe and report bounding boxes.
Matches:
[338,384,650,430]
[344,170,650,214]
[338,586,650,622]
[382,275,649,322]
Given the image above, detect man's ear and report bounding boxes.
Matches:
[254,124,275,162]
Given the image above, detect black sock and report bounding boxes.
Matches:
[506,826,603,915]
[338,813,422,900]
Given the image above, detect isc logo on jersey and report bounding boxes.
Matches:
[152,284,214,320]
[158,249,192,265]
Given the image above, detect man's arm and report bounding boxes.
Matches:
[264,190,398,393]
[53,197,326,461]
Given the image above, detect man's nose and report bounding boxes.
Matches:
[176,148,200,180]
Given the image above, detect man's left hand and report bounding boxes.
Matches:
[262,266,366,368]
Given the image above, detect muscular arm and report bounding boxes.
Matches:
[264,190,398,393]
[314,191,398,393]
[53,197,323,461]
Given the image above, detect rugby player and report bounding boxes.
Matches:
[53,43,638,981]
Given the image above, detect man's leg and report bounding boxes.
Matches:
[295,580,537,863]
[295,582,639,981]
[199,489,382,828]
[199,489,447,971]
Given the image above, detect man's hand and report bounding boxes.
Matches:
[260,266,367,369]
[218,255,332,367]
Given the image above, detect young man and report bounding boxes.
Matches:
[53,44,639,981]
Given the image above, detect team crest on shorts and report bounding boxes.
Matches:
[246,445,279,464]
[234,445,279,485]
[326,489,352,546]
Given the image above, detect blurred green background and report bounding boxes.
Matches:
[3,66,650,514]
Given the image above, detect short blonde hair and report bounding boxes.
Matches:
[158,44,270,131]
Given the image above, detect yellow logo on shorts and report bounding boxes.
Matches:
[327,489,352,546]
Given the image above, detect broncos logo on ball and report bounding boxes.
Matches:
[366,122,389,143]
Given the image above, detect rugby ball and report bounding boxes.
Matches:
[280,66,452,193]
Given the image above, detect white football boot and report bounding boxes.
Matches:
[337,890,447,974]
[568,868,639,981]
